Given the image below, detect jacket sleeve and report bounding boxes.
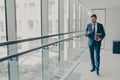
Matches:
[85,24,93,38]
[101,24,106,40]
[85,25,89,37]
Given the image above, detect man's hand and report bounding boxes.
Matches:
[96,38,102,42]
[86,30,93,37]
[88,30,92,34]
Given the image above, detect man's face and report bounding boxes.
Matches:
[91,17,97,23]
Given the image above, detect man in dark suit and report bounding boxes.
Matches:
[86,14,106,75]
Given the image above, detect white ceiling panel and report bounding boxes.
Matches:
[80,0,120,9]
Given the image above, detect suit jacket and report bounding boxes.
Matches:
[86,23,106,46]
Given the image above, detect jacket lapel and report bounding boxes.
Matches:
[97,23,100,33]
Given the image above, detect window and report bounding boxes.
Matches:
[64,0,69,61]
[16,0,42,80]
[49,20,53,34]
[29,2,35,7]
[48,0,58,35]
[64,0,69,33]
[79,5,81,31]
[48,1,59,79]
[28,20,34,31]
[0,21,4,32]
[0,1,8,79]
[73,3,76,31]
[0,0,6,43]
[0,6,4,16]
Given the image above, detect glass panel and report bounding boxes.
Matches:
[16,0,41,39]
[19,49,42,80]
[80,6,84,31]
[15,0,42,80]
[0,61,8,80]
[48,0,58,35]
[64,0,69,61]
[58,38,86,80]
[16,0,42,55]
[48,0,59,79]
[73,2,76,32]
[79,5,81,31]
[83,8,86,30]
[84,8,88,29]
[80,8,88,48]
[49,43,59,79]
[64,0,69,33]
[0,0,7,58]
[79,5,81,47]
[47,36,59,79]
[73,2,76,48]
[17,39,41,53]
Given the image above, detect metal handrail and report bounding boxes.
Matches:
[0,34,85,62]
[0,30,84,46]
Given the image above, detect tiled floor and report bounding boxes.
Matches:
[69,50,120,80]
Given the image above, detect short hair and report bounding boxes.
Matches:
[91,14,97,18]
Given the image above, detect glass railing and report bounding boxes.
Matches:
[19,49,42,80]
[0,61,8,80]
[0,31,85,80]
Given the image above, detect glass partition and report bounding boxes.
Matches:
[64,0,69,61]
[16,0,41,39]
[0,0,7,58]
[64,0,69,33]
[0,61,8,80]
[19,49,42,80]
[0,0,90,80]
[48,0,58,35]
[80,7,88,48]
[73,2,76,49]
[48,42,59,79]
[80,6,85,31]
[16,0,42,54]
[73,3,76,32]
[79,5,81,31]
[48,0,59,79]
[15,0,42,79]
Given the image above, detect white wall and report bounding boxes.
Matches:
[105,7,120,50]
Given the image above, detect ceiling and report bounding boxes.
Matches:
[80,0,120,9]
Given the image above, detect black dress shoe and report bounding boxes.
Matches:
[90,69,95,72]
[96,71,100,75]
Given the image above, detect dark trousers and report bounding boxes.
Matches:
[89,41,101,71]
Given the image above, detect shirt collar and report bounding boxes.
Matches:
[92,22,97,25]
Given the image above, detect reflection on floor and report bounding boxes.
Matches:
[66,73,81,80]
[67,49,120,80]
